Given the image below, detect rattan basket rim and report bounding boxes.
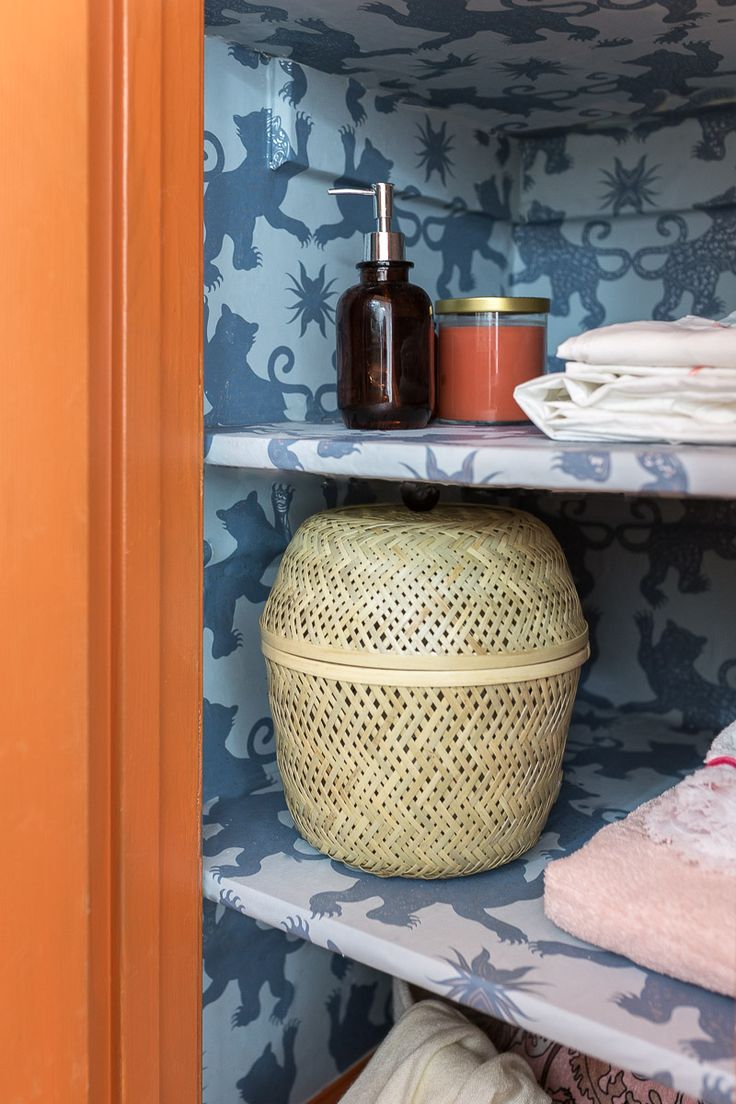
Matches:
[294,502,542,530]
[260,625,589,672]
[262,639,590,686]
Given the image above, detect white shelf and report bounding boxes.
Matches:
[205,423,736,498]
[202,710,734,1103]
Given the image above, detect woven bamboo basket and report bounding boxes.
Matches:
[260,504,588,879]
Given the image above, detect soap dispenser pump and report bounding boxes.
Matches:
[328,182,435,430]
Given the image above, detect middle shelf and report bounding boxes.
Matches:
[205,421,736,499]
[202,708,734,1103]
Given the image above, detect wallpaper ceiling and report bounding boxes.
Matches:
[205,0,736,131]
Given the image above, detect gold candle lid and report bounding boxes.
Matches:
[435,296,550,314]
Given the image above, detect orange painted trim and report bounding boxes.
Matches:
[1,3,93,1101]
[88,1,114,1099]
[1,1,202,1100]
[102,0,203,1100]
[158,2,204,1098]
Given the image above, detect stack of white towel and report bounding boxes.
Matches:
[514,314,736,444]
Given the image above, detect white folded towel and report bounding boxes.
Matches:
[342,999,549,1104]
[557,314,736,369]
[514,363,736,443]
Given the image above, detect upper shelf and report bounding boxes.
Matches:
[202,710,734,1104]
[204,0,736,132]
[205,422,736,498]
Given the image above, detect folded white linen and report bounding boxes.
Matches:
[342,999,549,1104]
[557,314,736,369]
[514,364,736,443]
[563,362,736,380]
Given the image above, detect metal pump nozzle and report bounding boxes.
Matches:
[327,182,405,262]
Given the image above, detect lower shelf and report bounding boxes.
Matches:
[202,709,734,1104]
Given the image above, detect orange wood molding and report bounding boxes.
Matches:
[1,2,203,1101]
[1,3,94,1100]
[100,1,204,1100]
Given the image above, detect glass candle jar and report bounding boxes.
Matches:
[436,297,549,424]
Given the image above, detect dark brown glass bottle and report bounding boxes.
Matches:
[336,260,435,430]
[327,182,435,430]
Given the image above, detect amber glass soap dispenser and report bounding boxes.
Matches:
[328,182,435,430]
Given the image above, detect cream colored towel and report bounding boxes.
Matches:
[342,998,550,1104]
[516,313,736,443]
[513,363,736,443]
[556,314,736,368]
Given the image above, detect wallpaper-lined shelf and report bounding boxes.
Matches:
[202,709,734,1104]
[205,422,736,498]
[205,0,736,132]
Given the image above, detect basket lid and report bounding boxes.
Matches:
[261,505,588,672]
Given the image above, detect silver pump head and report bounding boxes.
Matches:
[327,182,405,262]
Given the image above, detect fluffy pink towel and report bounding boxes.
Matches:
[557,314,736,369]
[544,724,736,997]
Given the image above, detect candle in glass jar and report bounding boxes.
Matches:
[435,297,550,424]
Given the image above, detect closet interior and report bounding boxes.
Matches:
[201,3,736,1101]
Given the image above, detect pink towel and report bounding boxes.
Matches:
[544,724,736,997]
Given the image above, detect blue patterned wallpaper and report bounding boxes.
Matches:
[204,37,735,428]
[205,0,736,131]
[203,467,398,1104]
[203,900,390,1104]
[203,30,736,1104]
[203,34,515,430]
[512,110,736,367]
[203,466,736,1103]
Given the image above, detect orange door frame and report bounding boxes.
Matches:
[1,2,203,1101]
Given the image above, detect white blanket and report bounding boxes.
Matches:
[557,314,736,369]
[514,363,736,443]
[342,999,549,1104]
